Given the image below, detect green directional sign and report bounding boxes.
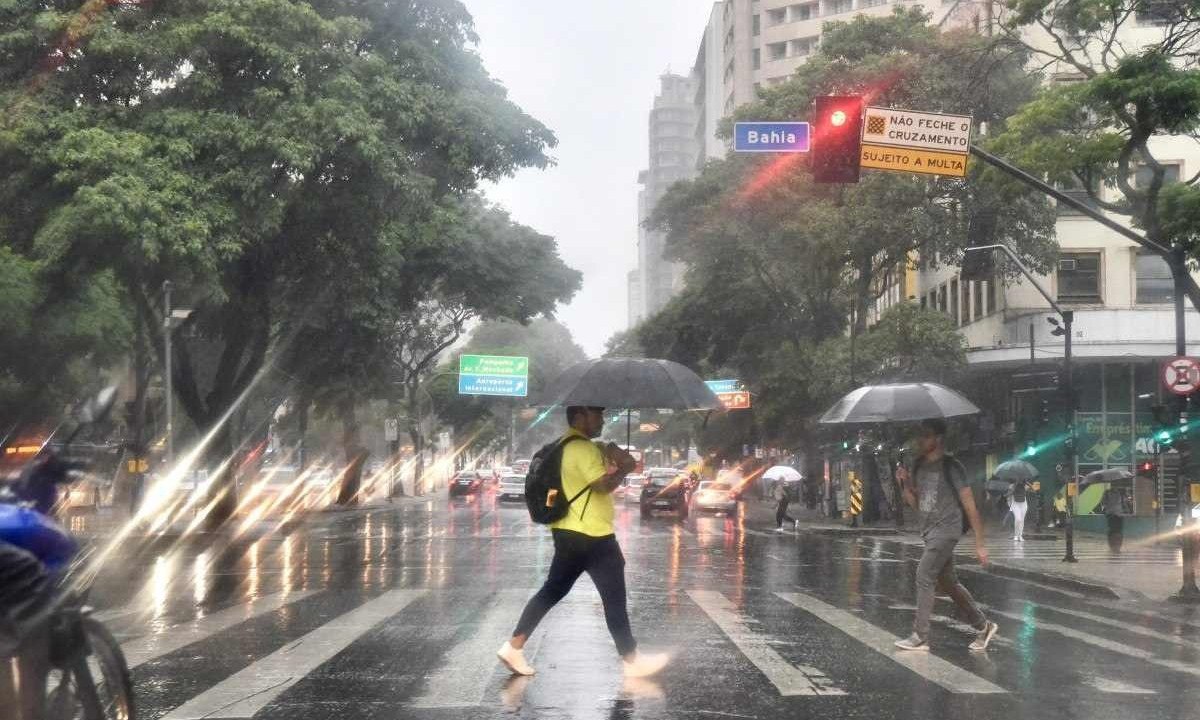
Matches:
[458,354,529,397]
[459,355,529,377]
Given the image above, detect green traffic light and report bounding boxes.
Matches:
[1024,443,1037,457]
[1157,429,1173,445]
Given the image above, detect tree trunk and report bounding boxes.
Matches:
[336,397,366,505]
[204,423,238,531]
[406,382,425,495]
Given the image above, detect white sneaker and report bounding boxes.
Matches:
[893,633,929,651]
[497,641,536,676]
[775,526,787,533]
[623,651,670,678]
[969,621,999,652]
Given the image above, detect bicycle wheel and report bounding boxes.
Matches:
[45,618,135,720]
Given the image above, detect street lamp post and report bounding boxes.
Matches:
[963,244,1076,561]
[163,281,175,468]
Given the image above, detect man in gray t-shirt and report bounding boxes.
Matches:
[893,419,997,652]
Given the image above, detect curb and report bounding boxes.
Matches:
[802,526,900,536]
[976,560,1124,600]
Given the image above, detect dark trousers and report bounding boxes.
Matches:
[513,530,636,656]
[775,497,796,527]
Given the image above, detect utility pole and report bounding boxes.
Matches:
[163,280,175,468]
[1172,244,1200,601]
[963,244,1075,559]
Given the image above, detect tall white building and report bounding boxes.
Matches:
[630,73,699,323]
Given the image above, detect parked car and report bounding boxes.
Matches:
[1176,504,1200,537]
[242,464,306,515]
[498,473,526,503]
[449,470,483,497]
[640,470,688,518]
[691,481,738,515]
[511,459,532,476]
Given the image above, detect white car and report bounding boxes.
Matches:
[498,473,526,502]
[692,480,738,515]
[622,474,645,503]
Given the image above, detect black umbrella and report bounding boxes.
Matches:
[1081,468,1134,487]
[993,460,1039,484]
[536,358,721,445]
[818,382,980,425]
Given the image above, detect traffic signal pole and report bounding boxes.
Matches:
[969,146,1198,594]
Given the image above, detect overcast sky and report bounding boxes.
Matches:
[461,0,715,357]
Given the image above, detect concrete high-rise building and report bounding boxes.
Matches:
[629,73,699,325]
[690,0,982,163]
[627,268,643,328]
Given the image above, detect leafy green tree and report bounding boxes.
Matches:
[990,0,1200,303]
[0,0,556,523]
[641,10,1031,456]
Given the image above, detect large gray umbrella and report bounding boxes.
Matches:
[819,382,981,425]
[537,358,721,446]
[537,358,721,411]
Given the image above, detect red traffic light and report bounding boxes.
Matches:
[812,96,863,183]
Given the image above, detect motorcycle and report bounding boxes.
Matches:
[0,387,135,720]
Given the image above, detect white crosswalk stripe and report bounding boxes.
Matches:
[160,589,426,720]
[1006,599,1200,650]
[410,590,533,708]
[689,590,846,696]
[982,604,1200,681]
[776,592,1007,694]
[121,591,317,669]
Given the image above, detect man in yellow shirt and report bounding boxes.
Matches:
[497,406,669,678]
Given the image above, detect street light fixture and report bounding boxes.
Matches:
[963,244,1078,562]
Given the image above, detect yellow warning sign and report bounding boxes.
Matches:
[1190,483,1200,503]
[860,143,968,178]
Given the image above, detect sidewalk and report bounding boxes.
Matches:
[747,498,1198,602]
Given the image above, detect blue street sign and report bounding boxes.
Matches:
[706,379,742,394]
[733,122,811,153]
[458,374,528,397]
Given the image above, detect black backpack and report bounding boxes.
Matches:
[525,436,591,524]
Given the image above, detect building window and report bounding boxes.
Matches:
[767,42,787,61]
[828,0,852,14]
[861,0,886,7]
[1136,251,1173,304]
[1135,162,1181,188]
[752,48,761,70]
[920,295,927,309]
[768,7,787,24]
[791,3,818,21]
[790,36,818,56]
[752,14,761,35]
[938,284,947,313]
[972,279,984,320]
[1137,0,1178,25]
[986,280,997,316]
[1057,252,1102,303]
[1056,174,1101,216]
[960,279,970,324]
[950,279,960,324]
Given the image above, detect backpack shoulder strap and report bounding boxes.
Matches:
[559,435,593,504]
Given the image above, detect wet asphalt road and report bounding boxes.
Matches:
[78,488,1200,720]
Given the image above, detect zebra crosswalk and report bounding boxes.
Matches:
[95,578,1200,719]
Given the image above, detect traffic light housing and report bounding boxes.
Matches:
[1037,398,1051,427]
[811,95,863,184]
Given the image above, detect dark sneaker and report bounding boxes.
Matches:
[894,633,929,651]
[969,621,999,652]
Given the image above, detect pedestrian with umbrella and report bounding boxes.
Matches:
[764,465,802,532]
[993,460,1038,543]
[497,358,719,679]
[1083,468,1134,552]
[820,383,997,653]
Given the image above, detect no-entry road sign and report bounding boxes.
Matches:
[1162,357,1200,396]
[859,107,971,178]
[733,122,811,153]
